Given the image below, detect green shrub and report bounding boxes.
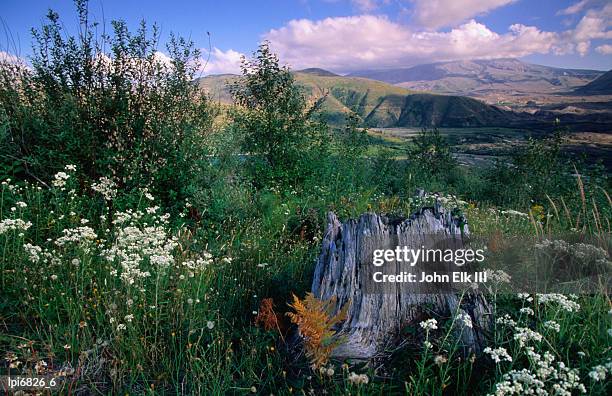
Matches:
[406,128,457,176]
[230,42,330,187]
[0,0,214,205]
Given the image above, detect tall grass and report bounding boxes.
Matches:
[1,163,610,394]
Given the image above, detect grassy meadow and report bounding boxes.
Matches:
[1,2,611,395]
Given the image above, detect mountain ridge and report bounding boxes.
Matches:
[348,59,604,96]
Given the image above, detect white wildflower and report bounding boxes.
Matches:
[517,293,533,302]
[457,312,473,328]
[91,177,117,201]
[514,327,543,348]
[486,269,511,283]
[0,218,32,235]
[588,365,607,382]
[103,210,178,285]
[55,226,97,247]
[543,321,560,333]
[420,318,438,331]
[434,355,448,366]
[52,171,70,188]
[347,372,369,385]
[23,243,42,263]
[496,314,517,327]
[484,347,512,363]
[536,294,580,313]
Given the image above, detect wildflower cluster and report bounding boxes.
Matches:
[536,294,580,313]
[588,360,612,382]
[0,218,32,235]
[347,372,369,385]
[456,312,473,328]
[182,252,214,273]
[410,192,469,212]
[91,177,117,201]
[500,209,529,218]
[51,165,77,190]
[419,318,438,331]
[103,208,178,285]
[484,347,513,363]
[55,226,98,248]
[535,239,611,269]
[488,294,594,395]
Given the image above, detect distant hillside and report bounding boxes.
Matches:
[390,94,512,127]
[198,71,515,128]
[349,59,603,96]
[573,70,612,95]
[297,68,339,77]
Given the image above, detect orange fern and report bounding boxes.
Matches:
[287,293,348,368]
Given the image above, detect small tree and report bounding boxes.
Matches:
[230,42,328,186]
[407,128,456,175]
[338,112,369,161]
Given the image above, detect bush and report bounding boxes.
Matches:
[406,128,456,176]
[0,0,214,205]
[230,42,330,187]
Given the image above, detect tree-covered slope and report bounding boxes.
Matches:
[198,70,514,128]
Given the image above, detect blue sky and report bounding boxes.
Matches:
[1,0,611,73]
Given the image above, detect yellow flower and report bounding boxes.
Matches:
[530,204,545,221]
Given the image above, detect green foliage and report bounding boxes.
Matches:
[337,112,369,160]
[0,0,214,204]
[230,41,330,187]
[407,128,457,176]
[484,127,565,205]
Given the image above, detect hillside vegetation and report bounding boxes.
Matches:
[199,71,515,127]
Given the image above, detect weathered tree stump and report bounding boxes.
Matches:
[311,204,490,360]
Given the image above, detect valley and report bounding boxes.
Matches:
[200,60,611,168]
[368,127,612,169]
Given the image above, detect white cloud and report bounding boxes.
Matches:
[201,47,244,75]
[0,51,25,66]
[595,44,612,55]
[556,0,608,16]
[568,3,612,56]
[411,0,516,29]
[153,51,173,67]
[263,15,558,72]
[557,0,590,16]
